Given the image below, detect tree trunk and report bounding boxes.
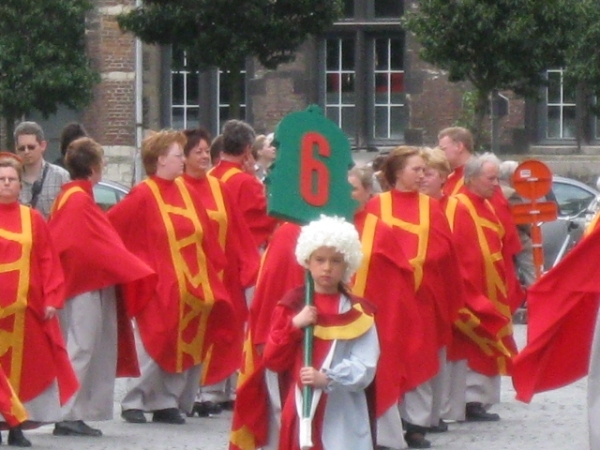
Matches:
[224,66,243,120]
[473,89,489,152]
[4,114,16,150]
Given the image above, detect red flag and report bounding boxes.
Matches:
[513,226,600,402]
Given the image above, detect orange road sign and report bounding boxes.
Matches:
[512,160,553,200]
[510,160,556,280]
[511,201,558,225]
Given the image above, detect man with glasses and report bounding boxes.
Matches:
[15,121,70,219]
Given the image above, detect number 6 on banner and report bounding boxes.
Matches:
[300,132,330,207]
[266,104,355,225]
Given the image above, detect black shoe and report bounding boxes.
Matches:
[427,419,449,433]
[404,431,431,449]
[190,401,222,417]
[465,402,500,422]
[218,400,235,411]
[152,408,185,424]
[8,427,31,447]
[53,420,102,437]
[121,409,147,424]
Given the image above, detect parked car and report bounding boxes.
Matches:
[93,179,130,211]
[541,176,600,270]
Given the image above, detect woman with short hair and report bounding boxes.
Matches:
[0,153,77,447]
[108,130,235,425]
[365,146,464,449]
[48,137,156,437]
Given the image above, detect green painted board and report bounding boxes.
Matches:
[266,105,356,224]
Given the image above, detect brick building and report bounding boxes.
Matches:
[27,0,600,185]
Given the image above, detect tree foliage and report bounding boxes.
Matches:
[117,0,343,118]
[563,1,600,114]
[0,0,99,128]
[403,0,575,149]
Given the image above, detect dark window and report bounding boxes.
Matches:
[374,0,403,17]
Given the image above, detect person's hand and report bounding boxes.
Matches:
[292,305,317,329]
[44,306,57,320]
[299,366,328,388]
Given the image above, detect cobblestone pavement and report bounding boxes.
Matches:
[20,324,588,449]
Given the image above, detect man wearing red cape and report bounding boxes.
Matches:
[445,153,520,422]
[208,120,278,250]
[512,213,600,449]
[0,153,78,446]
[182,128,260,414]
[48,138,157,437]
[439,127,524,309]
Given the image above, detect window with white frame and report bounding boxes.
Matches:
[325,38,356,137]
[321,1,404,147]
[374,36,404,139]
[171,49,200,130]
[546,69,576,139]
[171,48,246,133]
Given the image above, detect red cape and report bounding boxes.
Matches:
[512,225,600,402]
[353,210,424,414]
[229,332,270,450]
[263,287,376,450]
[365,190,464,386]
[48,180,158,377]
[445,166,524,309]
[0,203,78,404]
[0,365,27,427]
[209,160,278,248]
[249,222,305,347]
[446,191,518,376]
[182,173,260,384]
[108,177,236,375]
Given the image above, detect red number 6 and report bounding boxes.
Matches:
[300,132,330,206]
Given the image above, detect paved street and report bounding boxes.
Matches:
[22,324,588,449]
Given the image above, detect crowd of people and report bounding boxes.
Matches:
[0,117,554,450]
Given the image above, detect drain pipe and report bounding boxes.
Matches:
[132,0,145,185]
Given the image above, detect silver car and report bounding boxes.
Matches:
[93,179,129,211]
[542,176,600,269]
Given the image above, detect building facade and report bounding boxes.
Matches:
[27,0,600,185]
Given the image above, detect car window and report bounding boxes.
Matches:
[552,182,595,217]
[93,184,119,211]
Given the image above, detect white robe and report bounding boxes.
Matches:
[465,369,500,408]
[59,287,118,421]
[121,327,201,414]
[318,321,379,450]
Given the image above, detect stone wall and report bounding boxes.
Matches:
[85,0,137,185]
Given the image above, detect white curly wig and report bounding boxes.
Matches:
[295,215,363,282]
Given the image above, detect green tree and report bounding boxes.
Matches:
[403,0,574,150]
[117,0,343,120]
[0,0,99,146]
[563,1,600,115]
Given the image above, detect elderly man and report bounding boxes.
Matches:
[439,127,524,317]
[445,153,519,422]
[15,121,70,219]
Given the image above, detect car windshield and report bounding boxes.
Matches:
[552,181,596,217]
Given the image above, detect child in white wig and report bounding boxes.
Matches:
[263,215,380,450]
